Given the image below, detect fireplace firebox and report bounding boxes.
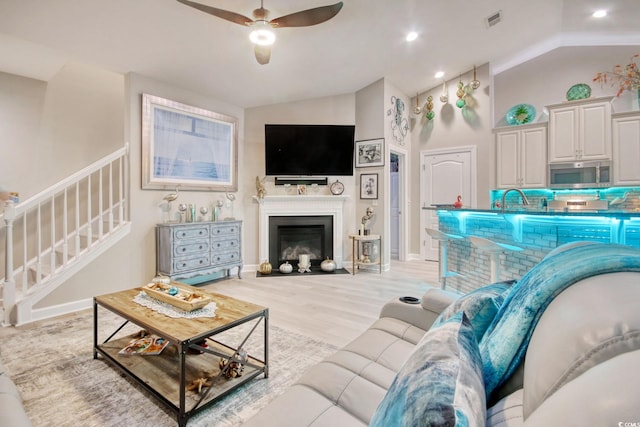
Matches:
[269,216,333,268]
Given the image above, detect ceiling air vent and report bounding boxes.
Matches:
[486,10,502,28]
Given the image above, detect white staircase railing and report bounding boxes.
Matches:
[1,144,131,326]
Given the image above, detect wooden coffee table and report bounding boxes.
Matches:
[93,283,268,427]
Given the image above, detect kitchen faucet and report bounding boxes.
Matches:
[502,188,530,212]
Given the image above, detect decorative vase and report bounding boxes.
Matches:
[566,83,591,101]
[506,104,536,126]
[279,261,293,274]
[320,257,337,272]
[637,88,640,110]
[259,260,272,275]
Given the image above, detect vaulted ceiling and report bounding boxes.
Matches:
[1,0,639,108]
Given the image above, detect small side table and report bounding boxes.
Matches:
[349,234,382,275]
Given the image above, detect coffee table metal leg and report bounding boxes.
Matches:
[179,343,187,427]
[264,309,269,378]
[93,298,98,359]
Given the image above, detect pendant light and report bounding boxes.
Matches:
[471,65,480,90]
[413,92,422,115]
[439,80,448,103]
[456,75,465,108]
[424,95,435,120]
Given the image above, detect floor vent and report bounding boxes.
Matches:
[486,10,502,28]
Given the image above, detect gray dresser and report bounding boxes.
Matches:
[156,220,242,285]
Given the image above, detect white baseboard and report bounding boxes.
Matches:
[28,298,94,324]
[407,252,423,261]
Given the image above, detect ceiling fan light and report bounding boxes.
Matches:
[249,21,275,46]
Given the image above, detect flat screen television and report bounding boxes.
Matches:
[265,124,355,176]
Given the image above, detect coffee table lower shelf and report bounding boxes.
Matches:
[96,337,265,415]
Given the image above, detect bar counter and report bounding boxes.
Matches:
[425,206,640,294]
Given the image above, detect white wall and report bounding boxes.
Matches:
[408,63,493,255]
[0,63,123,198]
[244,93,357,266]
[494,46,640,123]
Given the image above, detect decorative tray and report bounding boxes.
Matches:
[143,282,212,311]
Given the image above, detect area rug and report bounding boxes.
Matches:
[0,309,338,427]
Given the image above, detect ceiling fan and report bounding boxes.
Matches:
[176,0,344,65]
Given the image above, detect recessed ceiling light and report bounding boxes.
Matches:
[435,71,444,79]
[406,32,418,42]
[593,9,607,18]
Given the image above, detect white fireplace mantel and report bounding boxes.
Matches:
[255,195,349,268]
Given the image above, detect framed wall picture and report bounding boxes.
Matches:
[360,173,378,199]
[141,93,238,191]
[355,138,384,168]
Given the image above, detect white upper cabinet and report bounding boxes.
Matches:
[613,112,640,186]
[496,123,547,188]
[548,97,613,163]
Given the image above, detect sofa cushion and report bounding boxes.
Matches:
[433,282,511,341]
[523,350,640,426]
[370,312,486,427]
[523,271,640,418]
[486,389,524,427]
[240,384,366,427]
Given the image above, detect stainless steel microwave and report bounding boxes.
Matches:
[548,160,611,189]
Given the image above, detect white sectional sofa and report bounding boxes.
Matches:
[242,242,640,426]
[0,359,33,426]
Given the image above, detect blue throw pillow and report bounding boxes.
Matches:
[432,282,511,342]
[370,312,486,427]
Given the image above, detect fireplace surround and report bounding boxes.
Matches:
[257,195,347,269]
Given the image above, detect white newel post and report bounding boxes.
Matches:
[3,202,16,326]
[256,195,348,269]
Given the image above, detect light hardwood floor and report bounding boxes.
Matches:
[201,259,440,348]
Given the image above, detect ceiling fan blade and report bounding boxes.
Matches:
[269,1,343,28]
[254,44,271,65]
[176,0,254,26]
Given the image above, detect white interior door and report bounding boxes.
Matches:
[390,169,399,259]
[420,147,476,260]
[388,147,407,262]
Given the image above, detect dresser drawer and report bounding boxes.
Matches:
[211,250,240,266]
[174,239,209,257]
[173,226,209,240]
[211,238,239,252]
[210,224,240,238]
[173,255,211,272]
